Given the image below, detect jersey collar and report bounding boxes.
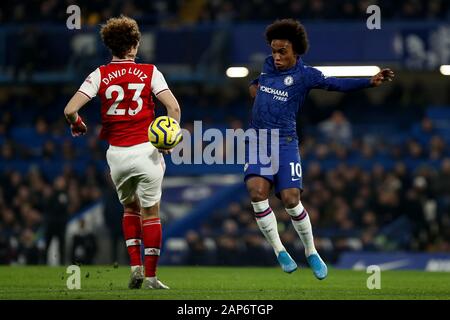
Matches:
[110,59,136,64]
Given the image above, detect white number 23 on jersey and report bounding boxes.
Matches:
[105,83,145,116]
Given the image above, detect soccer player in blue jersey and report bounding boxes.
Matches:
[245,19,394,279]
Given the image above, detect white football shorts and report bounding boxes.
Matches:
[106,142,165,208]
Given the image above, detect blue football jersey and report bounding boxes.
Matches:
[245,56,372,194]
[250,56,372,139]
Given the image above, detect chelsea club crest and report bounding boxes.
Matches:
[284,76,294,86]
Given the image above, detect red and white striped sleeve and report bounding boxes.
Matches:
[151,66,169,96]
[78,68,100,99]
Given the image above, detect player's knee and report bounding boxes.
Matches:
[141,210,159,220]
[142,210,160,219]
[249,188,268,203]
[123,201,140,213]
[141,202,160,219]
[282,197,299,209]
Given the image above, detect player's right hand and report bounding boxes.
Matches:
[70,115,87,137]
[370,68,395,87]
[158,149,172,155]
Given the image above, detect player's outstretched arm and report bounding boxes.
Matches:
[370,68,395,87]
[155,90,181,123]
[307,65,395,92]
[64,91,90,137]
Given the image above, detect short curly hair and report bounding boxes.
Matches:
[100,15,141,59]
[265,19,309,55]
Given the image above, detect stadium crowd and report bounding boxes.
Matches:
[1,0,449,25]
[0,81,449,265]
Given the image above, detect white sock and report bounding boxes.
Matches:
[252,199,285,255]
[285,202,317,257]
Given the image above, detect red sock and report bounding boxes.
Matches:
[122,211,142,266]
[142,217,162,277]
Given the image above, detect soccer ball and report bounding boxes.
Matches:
[148,116,183,150]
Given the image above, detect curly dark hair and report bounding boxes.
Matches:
[265,19,309,55]
[100,15,141,59]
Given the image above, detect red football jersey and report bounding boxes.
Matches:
[78,59,169,147]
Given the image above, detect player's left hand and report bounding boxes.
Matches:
[371,68,395,87]
[70,115,87,137]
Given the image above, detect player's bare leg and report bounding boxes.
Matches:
[141,202,169,289]
[123,199,145,289]
[246,176,297,273]
[280,188,327,280]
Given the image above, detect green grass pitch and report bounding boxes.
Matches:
[0,266,449,300]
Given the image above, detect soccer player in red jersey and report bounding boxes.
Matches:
[64,16,181,289]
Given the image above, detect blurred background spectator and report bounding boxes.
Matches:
[70,219,97,265]
[1,1,449,26]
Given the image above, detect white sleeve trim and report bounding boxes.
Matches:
[78,68,100,99]
[151,66,169,96]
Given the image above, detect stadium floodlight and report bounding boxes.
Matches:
[226,67,249,78]
[315,66,381,77]
[439,65,450,75]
